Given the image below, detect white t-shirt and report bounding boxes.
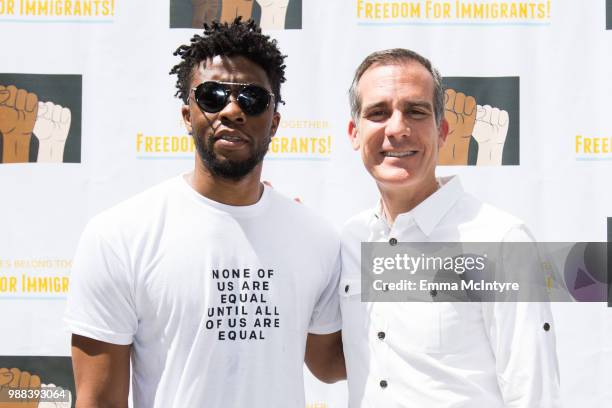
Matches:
[65,175,341,408]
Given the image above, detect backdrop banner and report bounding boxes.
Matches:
[1,0,611,407]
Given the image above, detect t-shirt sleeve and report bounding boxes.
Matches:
[64,218,138,345]
[308,248,342,335]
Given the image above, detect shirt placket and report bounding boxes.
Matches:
[370,213,419,403]
[366,213,392,400]
[369,301,393,401]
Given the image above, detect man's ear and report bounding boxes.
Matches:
[269,111,281,138]
[182,104,192,134]
[437,117,449,149]
[348,119,360,150]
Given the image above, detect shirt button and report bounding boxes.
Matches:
[543,322,551,331]
[377,331,386,340]
[380,380,388,389]
[344,284,350,293]
[389,238,398,246]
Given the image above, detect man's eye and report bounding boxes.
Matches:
[366,110,387,120]
[409,110,428,118]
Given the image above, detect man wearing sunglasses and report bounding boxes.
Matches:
[65,19,345,408]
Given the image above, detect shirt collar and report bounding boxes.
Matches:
[373,176,464,237]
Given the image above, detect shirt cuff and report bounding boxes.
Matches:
[64,318,134,345]
[308,320,342,335]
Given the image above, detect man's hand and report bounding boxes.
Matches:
[438,88,476,165]
[305,331,346,383]
[191,0,219,27]
[262,180,302,202]
[0,85,38,163]
[472,104,509,166]
[33,101,72,163]
[220,0,254,23]
[0,367,41,408]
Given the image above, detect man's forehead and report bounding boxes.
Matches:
[358,61,434,101]
[191,55,269,86]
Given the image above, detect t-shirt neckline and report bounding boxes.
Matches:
[177,172,270,217]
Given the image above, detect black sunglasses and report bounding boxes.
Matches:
[191,81,276,116]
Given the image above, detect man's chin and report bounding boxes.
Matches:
[212,146,253,161]
[370,168,417,185]
[195,139,269,181]
[202,156,263,181]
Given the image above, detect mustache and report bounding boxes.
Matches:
[202,113,250,141]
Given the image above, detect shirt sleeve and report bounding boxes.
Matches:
[64,218,138,345]
[308,248,342,335]
[481,225,561,408]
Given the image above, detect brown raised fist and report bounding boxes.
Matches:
[0,367,41,408]
[191,0,220,27]
[438,88,476,165]
[220,0,254,23]
[0,85,39,163]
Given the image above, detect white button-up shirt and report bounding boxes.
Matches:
[340,176,561,408]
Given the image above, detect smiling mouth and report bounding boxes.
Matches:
[382,151,417,158]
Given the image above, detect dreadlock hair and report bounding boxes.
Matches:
[170,18,286,110]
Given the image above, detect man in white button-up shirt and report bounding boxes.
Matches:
[340,48,561,407]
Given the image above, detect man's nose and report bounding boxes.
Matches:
[219,95,246,124]
[385,110,410,139]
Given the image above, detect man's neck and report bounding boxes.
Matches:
[378,178,439,225]
[189,159,264,206]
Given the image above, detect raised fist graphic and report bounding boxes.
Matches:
[256,0,289,29]
[191,0,220,27]
[438,88,476,165]
[220,0,254,23]
[0,367,41,408]
[33,101,72,163]
[472,104,509,166]
[0,85,38,163]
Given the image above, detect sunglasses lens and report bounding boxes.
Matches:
[237,85,271,115]
[195,82,228,113]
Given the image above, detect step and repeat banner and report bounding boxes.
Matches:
[1,0,612,407]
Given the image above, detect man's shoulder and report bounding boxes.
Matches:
[477,200,523,225]
[87,176,180,238]
[266,188,339,242]
[454,192,528,239]
[340,208,373,241]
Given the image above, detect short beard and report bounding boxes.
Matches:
[194,133,271,181]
